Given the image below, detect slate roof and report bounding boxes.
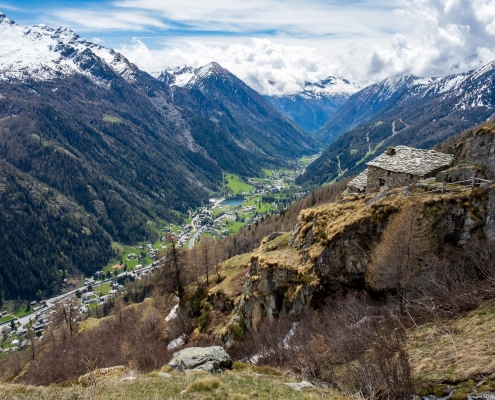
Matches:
[367,146,453,176]
[347,169,368,192]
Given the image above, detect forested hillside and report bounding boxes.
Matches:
[0,162,114,303]
[0,14,319,302]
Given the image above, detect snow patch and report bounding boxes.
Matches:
[0,13,136,83]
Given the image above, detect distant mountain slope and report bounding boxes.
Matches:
[156,63,320,160]
[0,161,114,302]
[315,74,429,143]
[297,61,495,186]
[265,77,359,133]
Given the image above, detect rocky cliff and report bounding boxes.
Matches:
[438,123,495,183]
[218,188,491,338]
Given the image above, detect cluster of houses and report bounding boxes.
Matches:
[0,308,51,353]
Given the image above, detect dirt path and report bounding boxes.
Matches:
[392,118,410,135]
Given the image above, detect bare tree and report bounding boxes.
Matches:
[52,297,81,337]
[201,238,214,286]
[367,202,436,314]
[187,245,200,288]
[160,234,186,302]
[213,240,225,278]
[26,328,36,360]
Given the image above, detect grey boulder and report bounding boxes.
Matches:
[284,381,315,391]
[168,346,233,373]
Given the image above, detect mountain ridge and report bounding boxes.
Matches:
[298,60,495,186]
[0,13,318,301]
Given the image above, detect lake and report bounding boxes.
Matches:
[221,198,245,207]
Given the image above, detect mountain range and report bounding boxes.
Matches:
[264,77,359,133]
[0,13,317,301]
[297,62,495,185]
[1,9,494,302]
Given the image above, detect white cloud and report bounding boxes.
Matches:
[120,38,340,96]
[51,9,167,31]
[116,0,495,96]
[115,0,395,37]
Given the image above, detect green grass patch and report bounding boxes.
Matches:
[0,315,14,323]
[13,306,31,318]
[103,114,121,123]
[0,368,341,399]
[96,283,112,296]
[226,175,254,195]
[356,140,385,167]
[187,377,222,392]
[224,220,245,234]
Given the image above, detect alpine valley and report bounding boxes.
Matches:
[0,13,318,301]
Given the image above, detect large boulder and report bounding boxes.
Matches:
[168,346,232,373]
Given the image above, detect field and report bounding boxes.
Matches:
[103,114,121,123]
[96,283,112,296]
[103,246,153,275]
[226,175,254,195]
[0,315,13,324]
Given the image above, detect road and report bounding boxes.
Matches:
[0,262,159,330]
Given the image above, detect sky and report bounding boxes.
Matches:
[2,0,495,96]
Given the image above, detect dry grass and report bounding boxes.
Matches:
[251,248,302,271]
[297,196,395,247]
[78,317,105,333]
[261,232,291,248]
[408,302,495,383]
[0,364,346,400]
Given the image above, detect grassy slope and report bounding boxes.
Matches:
[227,175,254,195]
[409,302,495,384]
[0,364,344,399]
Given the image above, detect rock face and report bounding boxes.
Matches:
[168,346,232,373]
[238,249,318,330]
[452,127,495,177]
[225,190,491,336]
[438,127,495,183]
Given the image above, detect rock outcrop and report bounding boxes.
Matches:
[438,125,495,183]
[168,346,232,373]
[224,188,490,336]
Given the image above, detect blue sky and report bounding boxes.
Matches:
[1,0,400,50]
[2,0,495,94]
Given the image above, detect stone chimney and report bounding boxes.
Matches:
[386,146,396,156]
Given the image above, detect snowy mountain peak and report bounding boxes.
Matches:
[154,62,228,88]
[0,13,138,84]
[299,76,360,100]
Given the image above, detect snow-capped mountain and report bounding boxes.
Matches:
[298,60,495,186]
[155,62,319,158]
[158,65,359,133]
[0,12,137,83]
[265,76,360,133]
[315,73,424,143]
[154,64,223,88]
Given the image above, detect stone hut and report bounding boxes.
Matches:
[347,169,368,193]
[347,145,453,193]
